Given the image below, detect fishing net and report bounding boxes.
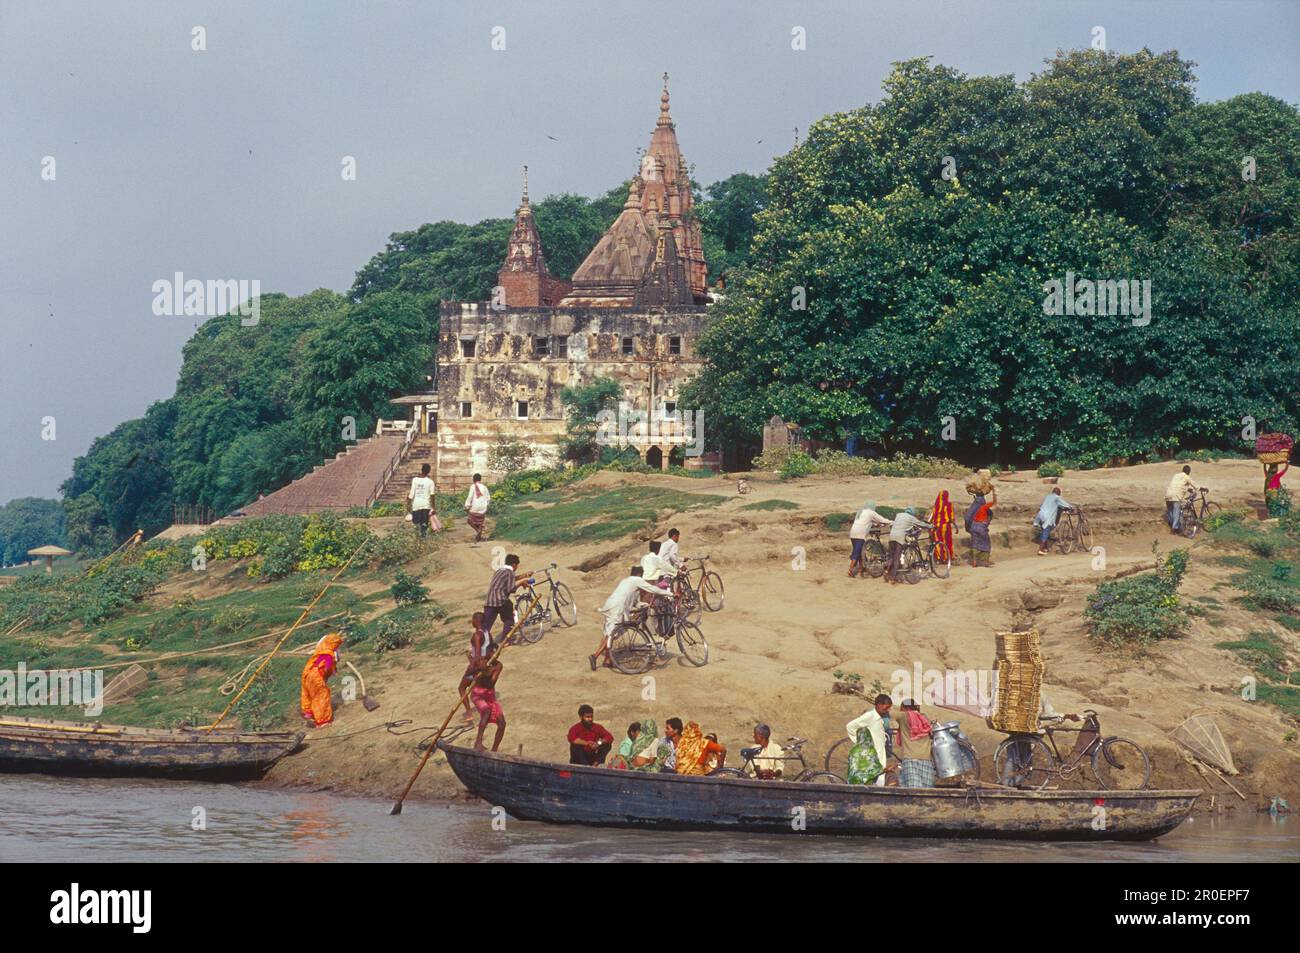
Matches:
[1170,710,1237,776]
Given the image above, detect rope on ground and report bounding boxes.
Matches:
[205,537,370,732]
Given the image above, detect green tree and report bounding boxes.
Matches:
[559,377,622,463]
[0,498,67,566]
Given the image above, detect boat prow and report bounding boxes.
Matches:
[0,716,305,782]
[439,743,1199,841]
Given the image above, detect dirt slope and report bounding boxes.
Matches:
[263,459,1299,813]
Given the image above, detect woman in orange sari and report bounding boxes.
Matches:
[300,633,343,727]
[673,722,727,775]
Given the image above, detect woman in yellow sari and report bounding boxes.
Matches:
[300,633,343,727]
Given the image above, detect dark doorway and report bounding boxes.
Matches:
[646,446,663,470]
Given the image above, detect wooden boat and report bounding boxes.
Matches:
[440,743,1200,841]
[0,716,304,781]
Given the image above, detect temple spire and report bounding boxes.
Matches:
[658,71,673,127]
[521,164,530,207]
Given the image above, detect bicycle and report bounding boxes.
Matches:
[674,555,724,613]
[1177,487,1219,539]
[992,709,1150,790]
[853,527,889,579]
[824,727,979,780]
[510,564,577,644]
[1047,506,1093,555]
[897,527,949,583]
[607,598,709,674]
[709,737,845,783]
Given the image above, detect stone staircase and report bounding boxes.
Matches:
[377,433,440,503]
[235,434,407,517]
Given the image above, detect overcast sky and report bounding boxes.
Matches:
[3,0,1297,503]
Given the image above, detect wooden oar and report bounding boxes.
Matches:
[389,589,541,815]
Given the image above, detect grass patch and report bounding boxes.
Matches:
[739,499,799,511]
[1216,631,1300,719]
[494,486,724,546]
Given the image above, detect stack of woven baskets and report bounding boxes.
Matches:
[1256,432,1293,465]
[989,629,1043,733]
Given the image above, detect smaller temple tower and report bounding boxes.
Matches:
[496,166,571,307]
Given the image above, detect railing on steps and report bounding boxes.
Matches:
[367,426,420,508]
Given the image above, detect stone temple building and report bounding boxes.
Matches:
[410,76,713,490]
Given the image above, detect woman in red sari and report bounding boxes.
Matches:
[300,633,344,727]
[928,491,955,565]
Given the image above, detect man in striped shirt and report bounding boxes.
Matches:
[483,554,536,648]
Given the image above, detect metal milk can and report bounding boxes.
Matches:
[930,720,970,779]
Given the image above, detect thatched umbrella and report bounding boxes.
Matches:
[27,544,72,574]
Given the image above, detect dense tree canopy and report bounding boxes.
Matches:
[686,51,1300,466]
[0,497,67,566]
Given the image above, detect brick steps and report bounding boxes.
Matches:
[377,434,439,502]
[236,435,406,516]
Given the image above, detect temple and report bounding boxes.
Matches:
[381,75,714,490]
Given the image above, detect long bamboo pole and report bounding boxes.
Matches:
[389,589,541,815]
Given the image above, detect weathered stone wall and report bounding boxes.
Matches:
[435,301,708,487]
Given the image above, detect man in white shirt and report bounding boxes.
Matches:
[463,472,491,543]
[1165,465,1196,533]
[848,500,892,577]
[589,566,663,671]
[885,507,933,584]
[659,528,683,569]
[743,723,787,779]
[846,694,895,786]
[640,541,676,588]
[408,463,436,538]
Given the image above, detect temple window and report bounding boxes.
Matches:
[534,336,549,356]
[460,339,476,358]
[621,336,634,356]
[460,401,473,418]
[555,336,568,358]
[516,400,529,419]
[669,335,682,356]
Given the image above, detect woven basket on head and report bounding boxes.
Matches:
[1258,450,1291,465]
[1169,710,1237,776]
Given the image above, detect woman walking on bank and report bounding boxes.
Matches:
[965,486,997,568]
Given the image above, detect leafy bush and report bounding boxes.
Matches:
[297,512,369,572]
[1267,486,1293,519]
[1086,545,1191,649]
[213,605,257,634]
[344,501,407,518]
[1036,460,1065,478]
[1206,509,1247,532]
[390,570,430,606]
[374,615,415,654]
[366,529,425,568]
[778,450,816,480]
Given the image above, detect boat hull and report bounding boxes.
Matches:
[0,717,304,782]
[440,744,1199,841]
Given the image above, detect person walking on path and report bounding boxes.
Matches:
[1165,465,1196,533]
[848,500,892,577]
[408,463,436,538]
[1032,487,1073,556]
[463,473,491,543]
[965,488,997,568]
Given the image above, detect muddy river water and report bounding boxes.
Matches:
[1,774,1296,862]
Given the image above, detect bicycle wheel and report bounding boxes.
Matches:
[1055,521,1076,555]
[1077,516,1094,553]
[863,539,887,578]
[707,767,746,778]
[700,571,725,611]
[1091,737,1151,790]
[801,771,846,784]
[824,736,853,774]
[901,546,922,584]
[551,582,578,626]
[674,619,709,667]
[608,623,655,675]
[1202,502,1222,523]
[1180,513,1201,539]
[512,595,546,644]
[930,544,951,579]
[993,736,1054,790]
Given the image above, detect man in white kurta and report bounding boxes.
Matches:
[589,567,663,670]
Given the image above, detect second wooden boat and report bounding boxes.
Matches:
[0,716,304,781]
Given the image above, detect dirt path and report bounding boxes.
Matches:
[263,459,1299,813]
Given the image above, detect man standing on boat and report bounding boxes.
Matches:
[846,694,894,785]
[568,704,614,765]
[893,698,935,787]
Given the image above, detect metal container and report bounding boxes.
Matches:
[930,721,971,780]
